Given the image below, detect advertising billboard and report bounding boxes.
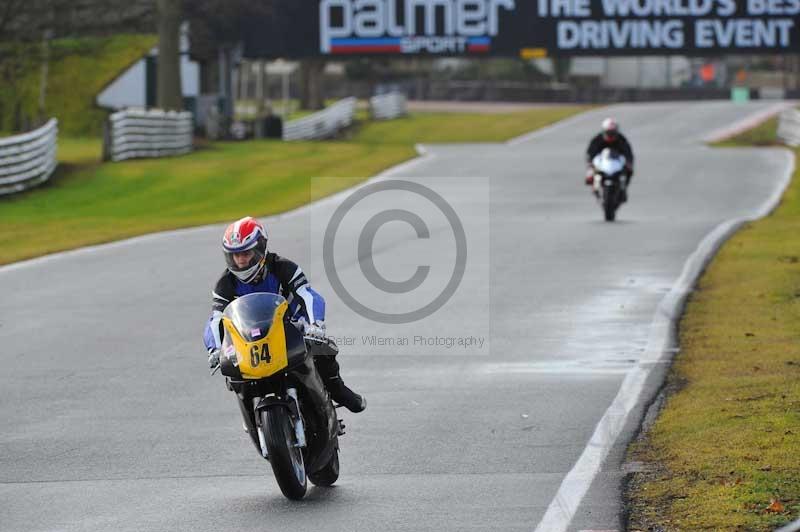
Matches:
[242,0,800,57]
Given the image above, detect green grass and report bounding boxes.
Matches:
[713,116,781,148]
[0,138,415,264]
[0,106,589,265]
[1,34,156,136]
[350,107,585,144]
[626,129,800,530]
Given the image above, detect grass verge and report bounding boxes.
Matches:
[1,35,157,136]
[626,122,800,531]
[712,116,782,148]
[349,107,584,144]
[0,106,587,265]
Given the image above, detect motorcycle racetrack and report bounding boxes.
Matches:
[0,101,792,532]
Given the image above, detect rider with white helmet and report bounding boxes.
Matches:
[585,118,635,201]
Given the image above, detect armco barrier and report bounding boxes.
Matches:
[777,108,800,147]
[370,92,407,120]
[0,119,58,196]
[105,109,193,162]
[283,97,356,141]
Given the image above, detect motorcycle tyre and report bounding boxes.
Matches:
[262,407,308,500]
[308,441,340,487]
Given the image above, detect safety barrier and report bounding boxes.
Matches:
[777,108,800,147]
[282,97,356,141]
[370,92,407,120]
[105,109,193,162]
[0,119,58,196]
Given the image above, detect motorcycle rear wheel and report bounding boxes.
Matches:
[262,407,307,500]
[308,443,339,487]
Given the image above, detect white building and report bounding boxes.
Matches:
[533,57,693,87]
[96,24,199,110]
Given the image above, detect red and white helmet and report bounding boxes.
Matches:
[222,216,268,283]
[602,118,619,140]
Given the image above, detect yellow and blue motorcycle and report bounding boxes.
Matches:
[215,292,343,500]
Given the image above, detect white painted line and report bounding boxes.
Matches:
[534,147,795,532]
[703,101,797,144]
[0,145,436,275]
[776,517,800,532]
[1,105,598,274]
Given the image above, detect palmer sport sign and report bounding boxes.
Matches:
[242,0,800,57]
[319,0,515,54]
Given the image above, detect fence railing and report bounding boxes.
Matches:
[370,92,407,120]
[283,97,356,141]
[104,109,193,162]
[777,108,800,147]
[0,119,58,196]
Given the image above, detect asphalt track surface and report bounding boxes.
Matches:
[0,102,792,532]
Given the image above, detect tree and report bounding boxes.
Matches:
[300,58,326,110]
[184,0,275,61]
[553,57,572,83]
[185,1,329,112]
[183,0,275,120]
[0,0,155,131]
[156,0,182,111]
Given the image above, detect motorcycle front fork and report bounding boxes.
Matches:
[287,388,307,448]
[252,387,307,460]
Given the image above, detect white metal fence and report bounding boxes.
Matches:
[0,119,58,196]
[777,108,800,147]
[283,97,356,141]
[105,109,193,162]
[370,92,407,120]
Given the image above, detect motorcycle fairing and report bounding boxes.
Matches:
[221,295,290,380]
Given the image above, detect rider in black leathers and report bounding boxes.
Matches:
[585,118,635,201]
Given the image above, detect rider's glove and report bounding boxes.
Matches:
[584,167,594,186]
[208,349,221,368]
[304,321,327,340]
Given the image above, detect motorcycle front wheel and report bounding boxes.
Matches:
[604,202,616,221]
[262,407,307,500]
[602,188,617,222]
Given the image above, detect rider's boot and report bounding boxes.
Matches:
[315,355,366,413]
[326,376,367,413]
[621,173,632,203]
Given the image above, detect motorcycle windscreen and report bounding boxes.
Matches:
[592,149,626,176]
[223,292,286,341]
[220,293,290,379]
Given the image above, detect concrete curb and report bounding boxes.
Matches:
[535,147,795,532]
[703,101,797,144]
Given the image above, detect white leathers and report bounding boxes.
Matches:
[289,267,323,325]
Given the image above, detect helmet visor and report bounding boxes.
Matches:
[225,246,266,281]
